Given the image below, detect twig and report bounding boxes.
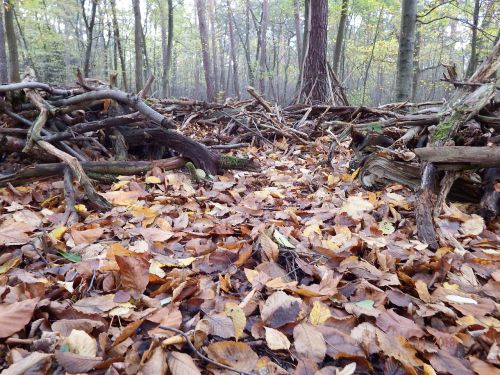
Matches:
[158,326,254,375]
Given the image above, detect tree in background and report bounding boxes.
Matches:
[0,2,8,83]
[4,0,20,82]
[300,0,328,103]
[395,0,417,101]
[227,0,240,99]
[332,0,349,75]
[111,0,128,91]
[195,0,215,102]
[133,0,144,91]
[465,0,480,77]
[258,0,268,94]
[81,0,97,78]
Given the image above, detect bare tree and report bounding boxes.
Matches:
[258,0,268,94]
[110,0,128,91]
[332,0,349,75]
[300,0,328,103]
[4,0,20,82]
[293,0,302,77]
[208,0,218,93]
[195,0,215,101]
[133,0,144,91]
[395,0,417,101]
[81,0,97,78]
[465,0,480,77]
[0,2,8,83]
[227,0,240,98]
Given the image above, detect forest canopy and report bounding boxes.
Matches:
[2,0,498,105]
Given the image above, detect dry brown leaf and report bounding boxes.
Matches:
[54,351,102,373]
[0,298,38,338]
[293,323,326,363]
[70,227,104,245]
[205,341,258,373]
[259,232,279,261]
[375,309,425,339]
[112,318,145,347]
[115,255,150,293]
[167,351,202,375]
[196,313,235,339]
[261,290,301,328]
[0,222,33,246]
[138,346,168,375]
[1,352,52,375]
[51,319,105,337]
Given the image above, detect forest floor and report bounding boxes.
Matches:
[0,121,498,375]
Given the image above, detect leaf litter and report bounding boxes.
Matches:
[0,133,498,375]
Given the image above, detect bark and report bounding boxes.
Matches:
[0,2,8,83]
[293,0,302,77]
[332,0,349,75]
[411,26,421,101]
[258,0,269,94]
[166,0,173,96]
[208,0,218,93]
[133,0,144,91]
[81,0,97,78]
[159,0,168,97]
[361,8,383,105]
[465,0,480,78]
[300,0,329,103]
[227,0,240,99]
[395,0,417,101]
[4,0,20,82]
[195,0,215,102]
[110,0,128,91]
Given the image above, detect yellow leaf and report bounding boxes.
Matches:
[64,329,97,357]
[309,301,331,325]
[111,180,130,191]
[264,327,290,350]
[149,259,166,278]
[50,226,67,241]
[74,204,87,213]
[423,364,437,375]
[303,224,321,237]
[443,282,459,290]
[415,280,431,303]
[224,302,246,340]
[456,315,476,326]
[327,175,339,186]
[145,176,162,184]
[244,268,259,283]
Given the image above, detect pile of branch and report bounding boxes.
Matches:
[0,69,258,211]
[343,41,500,248]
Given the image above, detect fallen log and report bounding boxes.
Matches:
[414,146,500,169]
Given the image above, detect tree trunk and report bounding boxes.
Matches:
[411,26,421,102]
[195,0,215,102]
[159,0,168,97]
[132,0,144,92]
[110,0,128,91]
[395,0,417,101]
[332,0,349,75]
[208,0,218,93]
[293,0,302,79]
[4,0,20,82]
[81,0,97,78]
[258,0,269,94]
[0,2,8,83]
[361,8,383,105]
[300,0,328,103]
[166,0,173,96]
[227,0,240,99]
[465,0,480,78]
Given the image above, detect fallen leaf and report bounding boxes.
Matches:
[167,351,202,375]
[0,298,38,338]
[205,341,258,373]
[0,222,34,246]
[264,327,290,350]
[116,255,150,293]
[261,290,301,328]
[63,329,97,357]
[293,323,326,363]
[309,301,331,325]
[224,302,246,340]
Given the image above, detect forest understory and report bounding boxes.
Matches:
[0,42,499,374]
